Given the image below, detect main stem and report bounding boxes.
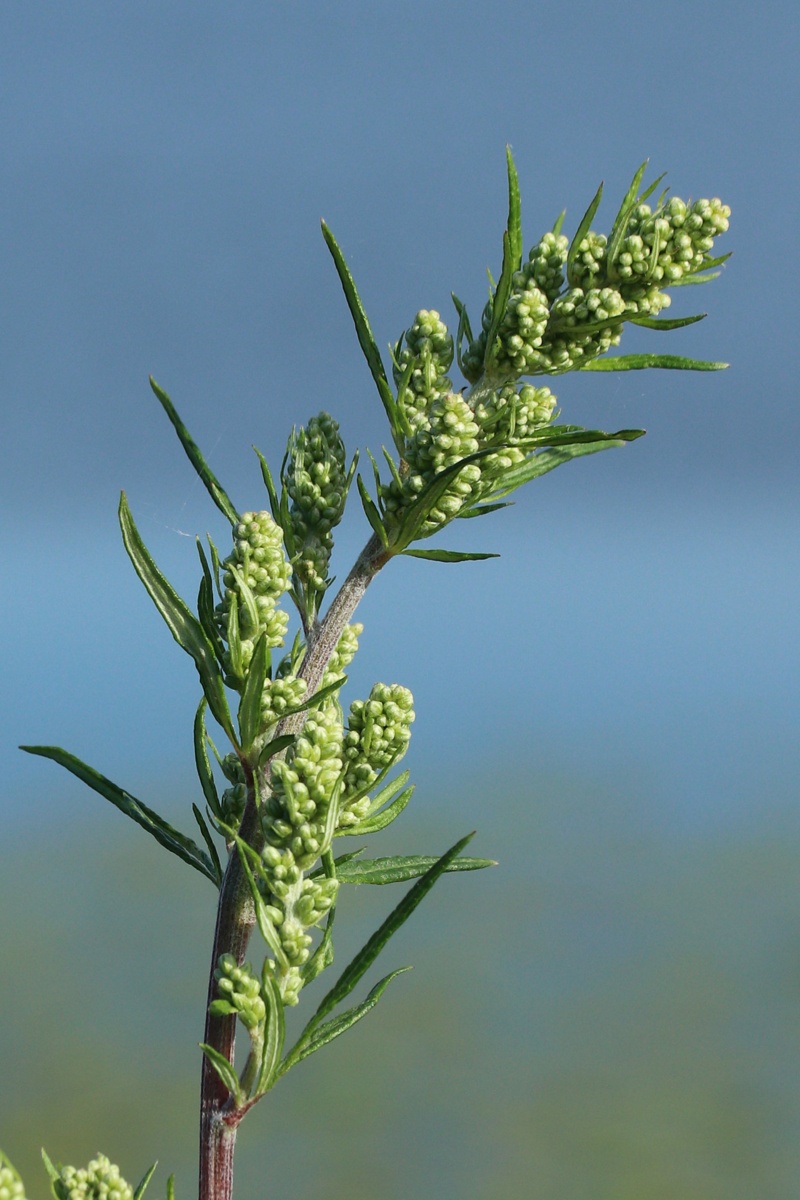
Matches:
[198,532,388,1200]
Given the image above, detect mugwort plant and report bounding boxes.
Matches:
[3,151,730,1200]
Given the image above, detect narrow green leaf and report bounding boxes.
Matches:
[483,438,638,502]
[356,474,389,546]
[628,313,706,331]
[297,832,476,1039]
[253,447,281,525]
[606,161,649,272]
[192,804,223,885]
[193,698,222,820]
[457,500,514,520]
[552,209,566,236]
[149,377,238,525]
[484,229,516,373]
[339,784,414,837]
[41,1150,61,1196]
[200,1043,244,1105]
[668,268,723,286]
[505,146,523,268]
[451,291,474,359]
[401,548,499,563]
[309,847,366,877]
[257,732,296,768]
[523,426,645,449]
[291,967,411,1066]
[320,221,398,427]
[238,635,269,754]
[119,494,235,741]
[20,745,219,885]
[255,967,286,1094]
[335,854,496,885]
[133,1163,158,1200]
[166,1176,175,1200]
[233,834,288,964]
[579,353,728,372]
[566,179,604,285]
[689,250,731,273]
[196,557,225,666]
[301,906,337,984]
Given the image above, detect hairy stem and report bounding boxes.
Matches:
[198,530,388,1200]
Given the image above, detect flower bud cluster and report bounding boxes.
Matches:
[394,310,454,429]
[340,683,415,825]
[284,413,348,592]
[217,511,291,682]
[472,382,557,444]
[617,196,730,289]
[0,1161,25,1200]
[220,752,247,828]
[322,622,363,688]
[52,1158,132,1200]
[260,674,307,730]
[211,954,266,1030]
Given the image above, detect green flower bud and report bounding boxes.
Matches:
[527,231,569,303]
[260,674,307,729]
[211,954,266,1031]
[568,230,607,289]
[265,704,344,866]
[53,1157,133,1200]
[473,382,556,443]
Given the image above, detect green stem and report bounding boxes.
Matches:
[198,530,389,1200]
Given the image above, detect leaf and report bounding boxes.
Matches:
[356,474,389,546]
[119,494,235,741]
[232,833,288,965]
[255,966,286,1094]
[579,353,728,372]
[320,221,398,429]
[133,1163,158,1200]
[606,161,649,272]
[238,635,269,754]
[200,1043,244,1106]
[20,745,219,885]
[193,698,222,820]
[566,179,604,285]
[291,967,410,1065]
[401,548,499,563]
[483,437,641,502]
[451,292,474,377]
[390,447,496,550]
[335,854,496,885]
[41,1150,61,1199]
[628,313,706,331]
[483,149,523,372]
[339,784,414,837]
[192,804,223,885]
[149,377,238,525]
[253,447,281,526]
[294,832,476,1041]
[457,500,513,520]
[504,146,523,269]
[668,268,724,286]
[257,733,297,768]
[166,1176,175,1200]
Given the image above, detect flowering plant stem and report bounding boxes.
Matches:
[5,152,730,1200]
[200,532,387,1200]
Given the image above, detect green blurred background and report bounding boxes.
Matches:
[1,2,798,1197]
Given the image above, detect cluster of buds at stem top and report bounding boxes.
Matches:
[462,193,730,383]
[47,1157,133,1200]
[393,309,455,431]
[283,413,348,596]
[215,510,291,687]
[340,683,415,826]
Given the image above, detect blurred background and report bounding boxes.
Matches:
[1,3,798,1197]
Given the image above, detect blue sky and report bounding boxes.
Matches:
[1,4,797,834]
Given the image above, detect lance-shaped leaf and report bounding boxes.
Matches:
[119,494,235,742]
[238,634,269,755]
[192,804,223,885]
[457,500,513,521]
[20,745,219,885]
[483,149,523,373]
[339,779,414,837]
[451,291,474,377]
[356,473,389,547]
[605,160,649,275]
[200,1043,244,1106]
[401,548,499,563]
[150,377,239,525]
[194,698,223,820]
[628,313,706,331]
[133,1163,158,1200]
[320,221,399,432]
[288,967,411,1069]
[566,179,604,286]
[482,435,643,503]
[255,966,286,1095]
[334,853,496,885]
[579,353,728,372]
[288,832,476,1054]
